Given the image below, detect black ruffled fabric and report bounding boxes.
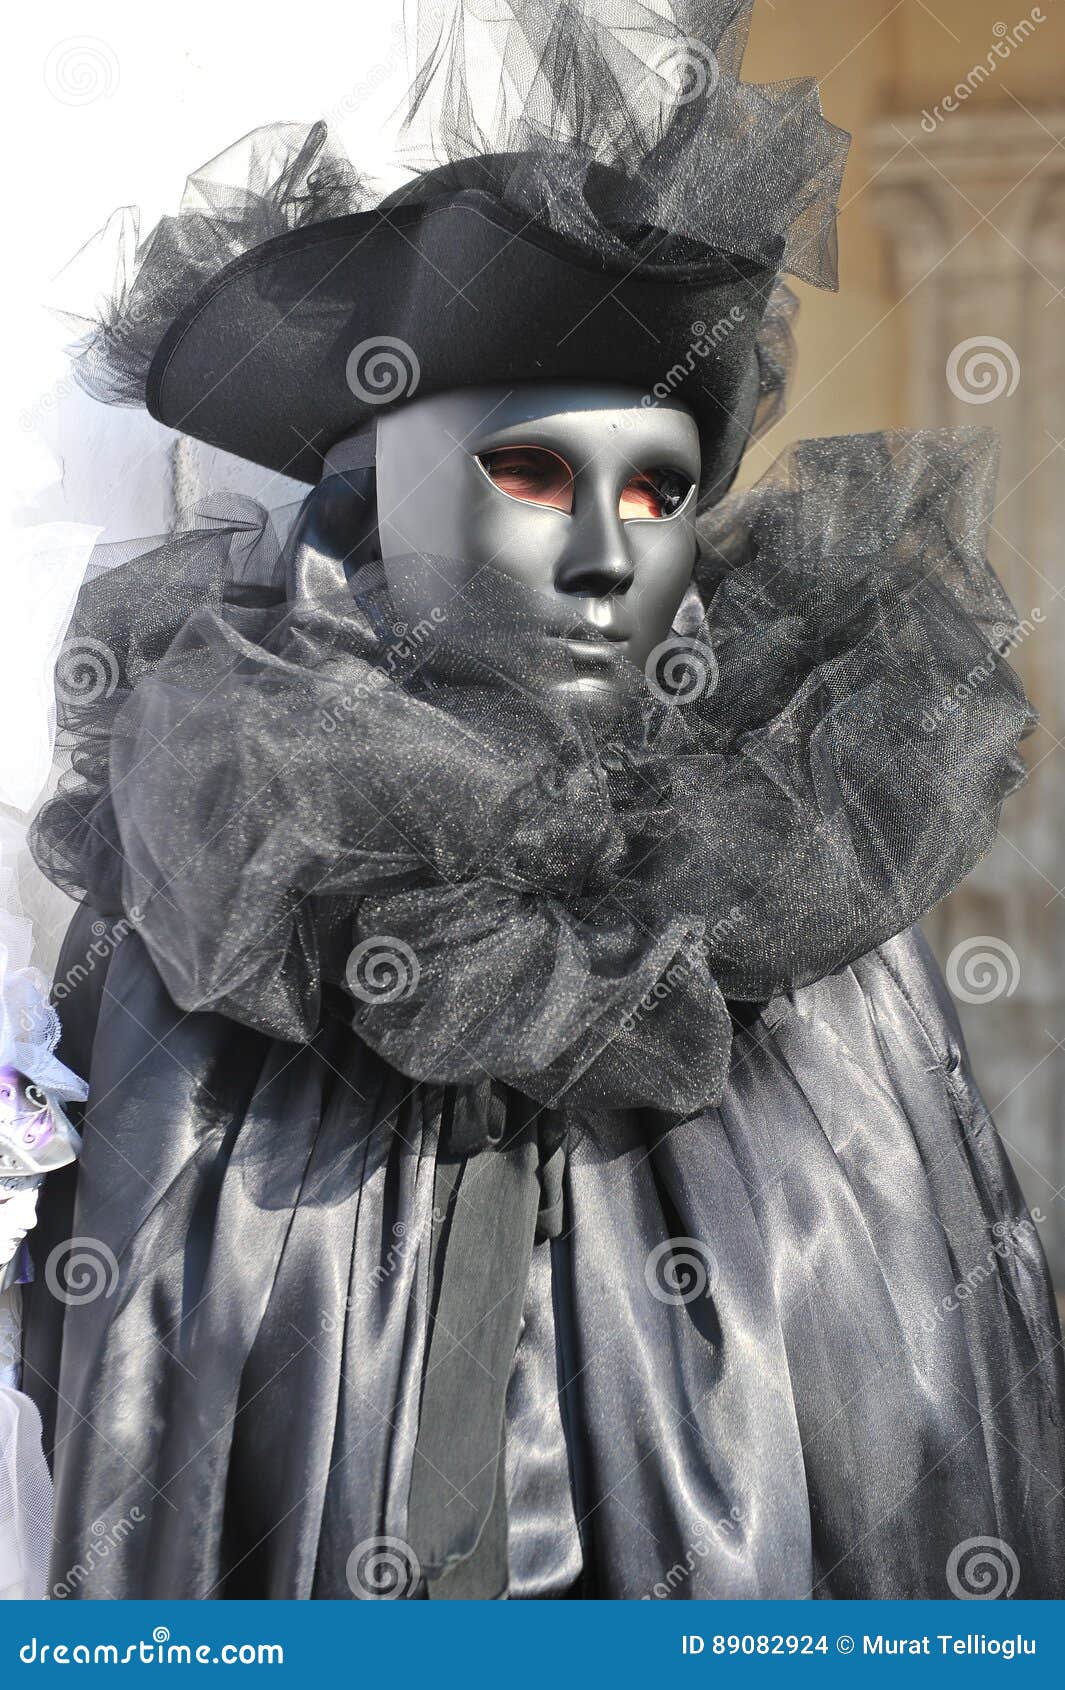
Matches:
[394,0,848,284]
[32,428,1033,1121]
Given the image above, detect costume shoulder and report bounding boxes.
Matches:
[854,929,1057,1307]
[861,925,972,1074]
[751,924,1042,1248]
[856,925,1004,1146]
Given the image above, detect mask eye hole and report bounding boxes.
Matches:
[619,469,695,521]
[476,445,574,512]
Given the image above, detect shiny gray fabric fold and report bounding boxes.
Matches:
[22,914,1064,1599]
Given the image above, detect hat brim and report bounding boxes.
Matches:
[147,189,774,490]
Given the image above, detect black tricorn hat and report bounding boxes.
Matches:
[67,1,849,504]
[146,168,776,501]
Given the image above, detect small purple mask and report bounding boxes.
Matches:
[0,1067,78,1176]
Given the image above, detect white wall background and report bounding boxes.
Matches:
[10,0,425,541]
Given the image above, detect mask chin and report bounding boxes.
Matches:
[548,669,638,727]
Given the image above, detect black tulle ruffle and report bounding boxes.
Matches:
[32,428,1033,1120]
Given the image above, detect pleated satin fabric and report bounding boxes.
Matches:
[22,912,1064,1599]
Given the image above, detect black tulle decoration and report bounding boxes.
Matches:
[31,429,1033,1120]
[395,1,848,283]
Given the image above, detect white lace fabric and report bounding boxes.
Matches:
[0,1292,52,1599]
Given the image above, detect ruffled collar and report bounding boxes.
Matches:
[33,428,1032,1121]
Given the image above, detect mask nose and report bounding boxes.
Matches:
[552,482,634,601]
